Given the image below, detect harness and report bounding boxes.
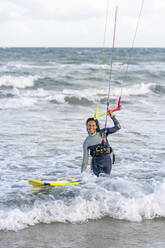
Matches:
[90,145,112,157]
[90,145,115,164]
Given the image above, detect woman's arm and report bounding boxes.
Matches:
[108,115,121,133]
[101,111,121,135]
[81,140,89,172]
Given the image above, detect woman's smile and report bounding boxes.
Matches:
[87,120,97,134]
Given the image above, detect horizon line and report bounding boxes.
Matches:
[0,46,164,49]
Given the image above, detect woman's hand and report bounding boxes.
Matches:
[108,109,114,118]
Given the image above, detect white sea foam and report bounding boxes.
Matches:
[23,88,50,97]
[0,82,155,110]
[39,82,155,107]
[72,62,124,71]
[1,179,165,231]
[64,82,154,98]
[126,62,165,72]
[0,75,38,88]
[112,82,155,96]
[61,83,154,101]
[0,97,37,109]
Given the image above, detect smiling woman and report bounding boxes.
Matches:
[81,111,121,177]
[87,118,100,135]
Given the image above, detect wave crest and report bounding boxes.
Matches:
[0,75,38,89]
[1,180,165,231]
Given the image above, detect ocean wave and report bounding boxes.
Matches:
[64,96,93,106]
[0,75,74,90]
[0,61,60,73]
[0,75,38,89]
[0,61,127,76]
[120,82,155,96]
[0,97,37,109]
[1,179,165,232]
[0,87,51,109]
[48,88,97,105]
[151,84,165,95]
[50,83,155,105]
[54,83,155,100]
[0,82,156,110]
[35,77,72,89]
[0,91,15,99]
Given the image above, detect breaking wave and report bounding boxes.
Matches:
[0,75,38,89]
[1,178,165,231]
[0,82,158,110]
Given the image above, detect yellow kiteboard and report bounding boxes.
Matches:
[29,178,82,187]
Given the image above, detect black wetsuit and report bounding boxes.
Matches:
[81,116,121,177]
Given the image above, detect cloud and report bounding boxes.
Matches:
[5,0,106,21]
[0,0,164,47]
[0,1,24,22]
[0,0,109,46]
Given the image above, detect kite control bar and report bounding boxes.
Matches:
[94,96,121,120]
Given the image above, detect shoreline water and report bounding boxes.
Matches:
[1,217,165,248]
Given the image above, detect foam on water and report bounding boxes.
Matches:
[119,82,156,96]
[0,97,37,109]
[0,47,164,233]
[0,75,38,88]
[49,82,156,104]
[0,81,158,110]
[1,175,165,231]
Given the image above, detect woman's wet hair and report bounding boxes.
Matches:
[86,117,100,132]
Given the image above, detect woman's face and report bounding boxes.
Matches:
[87,120,97,134]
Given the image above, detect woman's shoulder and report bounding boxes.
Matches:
[83,132,100,144]
[83,135,90,144]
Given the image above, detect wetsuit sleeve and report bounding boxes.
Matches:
[81,139,89,172]
[101,116,121,135]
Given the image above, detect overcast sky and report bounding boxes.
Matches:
[0,0,164,47]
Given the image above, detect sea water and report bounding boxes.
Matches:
[0,47,165,246]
